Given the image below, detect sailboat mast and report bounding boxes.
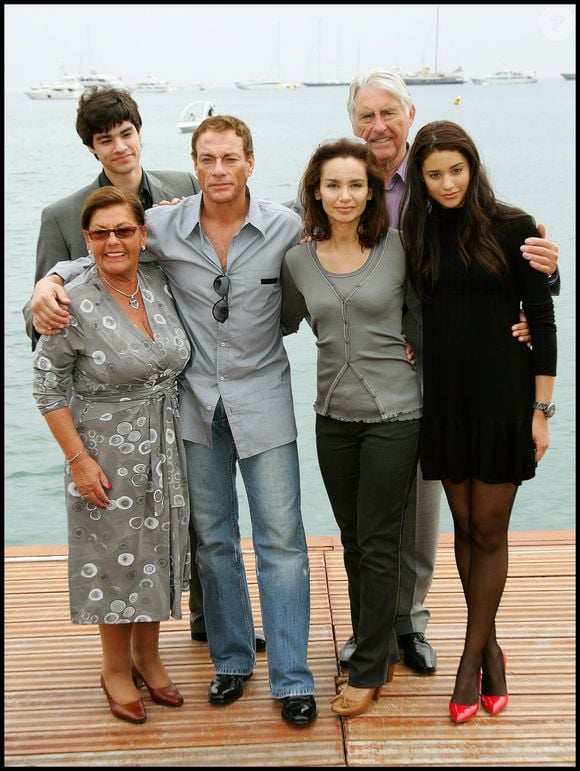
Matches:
[434,6,439,74]
[317,19,322,81]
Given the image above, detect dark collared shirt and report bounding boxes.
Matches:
[98,170,153,211]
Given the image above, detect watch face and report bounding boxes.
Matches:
[546,403,556,418]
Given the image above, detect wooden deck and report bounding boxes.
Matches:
[4,530,576,767]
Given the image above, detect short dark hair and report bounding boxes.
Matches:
[81,186,145,231]
[76,87,142,148]
[191,115,254,161]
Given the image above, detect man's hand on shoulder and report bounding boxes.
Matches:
[31,276,71,336]
[153,197,186,207]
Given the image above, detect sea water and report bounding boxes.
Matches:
[4,81,575,546]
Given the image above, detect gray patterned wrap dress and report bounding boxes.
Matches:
[33,264,191,624]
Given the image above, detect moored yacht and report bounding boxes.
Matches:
[471,69,537,85]
[133,75,171,92]
[25,74,84,100]
[25,67,129,100]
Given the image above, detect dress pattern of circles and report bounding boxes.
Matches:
[33,264,191,624]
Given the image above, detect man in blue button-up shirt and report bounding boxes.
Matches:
[31,115,317,727]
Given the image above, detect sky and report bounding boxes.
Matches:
[4,4,576,91]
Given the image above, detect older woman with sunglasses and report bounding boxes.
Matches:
[32,186,191,725]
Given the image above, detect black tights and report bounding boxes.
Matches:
[443,478,517,703]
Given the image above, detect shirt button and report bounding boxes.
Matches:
[219,376,225,381]
[206,405,212,411]
[220,342,226,347]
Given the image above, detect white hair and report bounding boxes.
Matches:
[347,68,414,124]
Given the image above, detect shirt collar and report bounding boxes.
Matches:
[384,148,409,191]
[98,169,153,210]
[190,187,265,236]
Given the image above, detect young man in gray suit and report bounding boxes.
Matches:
[22,86,266,652]
[23,87,199,341]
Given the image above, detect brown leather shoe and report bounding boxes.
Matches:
[100,674,146,724]
[132,665,184,707]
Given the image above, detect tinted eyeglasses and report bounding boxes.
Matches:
[86,226,140,241]
[212,274,230,323]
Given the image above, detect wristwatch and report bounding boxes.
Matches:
[532,401,556,418]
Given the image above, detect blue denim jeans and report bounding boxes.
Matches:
[184,401,314,698]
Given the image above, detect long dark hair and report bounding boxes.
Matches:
[401,120,525,300]
[301,138,389,247]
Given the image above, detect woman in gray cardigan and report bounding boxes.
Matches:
[281,138,422,716]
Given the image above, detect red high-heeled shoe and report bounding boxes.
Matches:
[449,699,479,723]
[449,667,481,723]
[481,648,508,715]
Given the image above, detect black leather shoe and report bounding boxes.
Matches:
[190,628,208,642]
[398,632,437,673]
[208,673,252,705]
[281,695,317,726]
[338,635,357,668]
[255,631,266,652]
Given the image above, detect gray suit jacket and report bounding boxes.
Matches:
[23,169,200,342]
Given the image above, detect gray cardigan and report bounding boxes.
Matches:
[281,230,423,423]
[23,169,200,342]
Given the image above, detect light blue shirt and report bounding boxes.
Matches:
[49,190,303,458]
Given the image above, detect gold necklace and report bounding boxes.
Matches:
[101,274,141,309]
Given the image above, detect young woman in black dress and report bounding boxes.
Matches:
[400,121,557,723]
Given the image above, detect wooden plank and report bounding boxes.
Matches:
[4,532,575,767]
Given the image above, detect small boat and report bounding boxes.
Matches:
[235,80,289,90]
[561,72,575,81]
[177,100,215,133]
[302,80,350,87]
[134,75,171,92]
[471,69,537,85]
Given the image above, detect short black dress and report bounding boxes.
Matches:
[419,205,557,485]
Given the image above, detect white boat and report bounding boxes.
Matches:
[402,67,466,86]
[25,75,84,100]
[133,75,171,92]
[26,67,129,99]
[176,100,215,133]
[471,69,537,85]
[76,68,128,91]
[235,80,287,90]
